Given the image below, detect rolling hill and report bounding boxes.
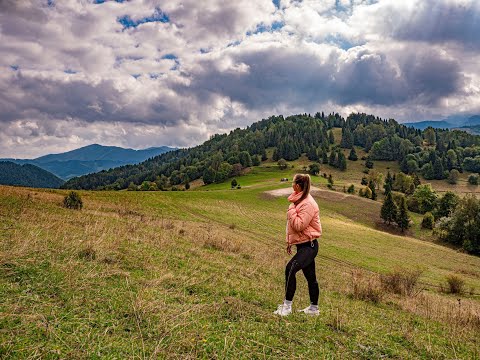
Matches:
[63,112,480,191]
[1,165,480,357]
[2,144,176,180]
[0,161,64,188]
[404,114,480,134]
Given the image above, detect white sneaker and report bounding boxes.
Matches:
[298,306,319,316]
[273,304,292,316]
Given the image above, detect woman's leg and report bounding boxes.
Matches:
[302,260,319,305]
[284,246,316,301]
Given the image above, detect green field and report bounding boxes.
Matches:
[2,156,480,359]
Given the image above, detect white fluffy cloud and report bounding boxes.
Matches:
[0,0,479,158]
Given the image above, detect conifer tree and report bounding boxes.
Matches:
[329,150,337,167]
[433,157,445,180]
[384,171,393,195]
[261,148,268,161]
[348,147,358,161]
[322,150,328,164]
[337,150,347,171]
[397,196,410,233]
[328,130,335,144]
[381,191,397,224]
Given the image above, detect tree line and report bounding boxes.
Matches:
[63,112,480,192]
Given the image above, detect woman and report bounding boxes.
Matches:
[274,174,322,316]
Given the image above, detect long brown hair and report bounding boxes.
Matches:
[293,173,311,205]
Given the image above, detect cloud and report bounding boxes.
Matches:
[0,0,479,158]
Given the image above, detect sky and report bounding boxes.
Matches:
[1,0,480,158]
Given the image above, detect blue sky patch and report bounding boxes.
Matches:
[47,0,54,6]
[10,65,19,71]
[118,7,169,29]
[272,0,280,9]
[325,34,362,50]
[131,74,141,79]
[64,69,77,74]
[247,21,284,35]
[161,54,177,60]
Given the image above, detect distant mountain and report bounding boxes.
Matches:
[2,144,176,180]
[402,120,455,130]
[404,114,480,131]
[464,115,480,127]
[0,161,64,188]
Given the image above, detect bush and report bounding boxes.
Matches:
[442,274,465,294]
[350,270,383,303]
[380,267,423,296]
[231,179,238,188]
[347,184,355,194]
[447,169,460,184]
[421,212,434,229]
[468,174,479,185]
[63,191,83,210]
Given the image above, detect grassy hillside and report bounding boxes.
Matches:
[2,163,480,358]
[0,161,65,188]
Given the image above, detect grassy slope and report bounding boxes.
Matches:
[2,171,480,358]
[2,130,480,358]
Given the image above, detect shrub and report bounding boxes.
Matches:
[347,184,355,194]
[442,274,465,294]
[468,174,479,185]
[63,191,83,210]
[447,169,460,184]
[350,270,383,303]
[380,268,423,296]
[231,179,238,188]
[363,186,372,199]
[421,212,434,229]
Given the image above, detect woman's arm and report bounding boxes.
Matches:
[287,202,314,233]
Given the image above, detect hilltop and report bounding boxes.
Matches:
[0,161,64,188]
[2,144,176,180]
[62,112,480,191]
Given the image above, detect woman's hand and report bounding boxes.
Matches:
[286,244,292,255]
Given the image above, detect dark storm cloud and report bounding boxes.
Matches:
[186,44,465,110]
[374,1,480,49]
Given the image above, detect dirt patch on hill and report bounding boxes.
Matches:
[264,187,383,229]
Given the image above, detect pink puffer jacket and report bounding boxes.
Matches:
[286,192,322,245]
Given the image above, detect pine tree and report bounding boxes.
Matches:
[272,148,279,161]
[328,130,335,144]
[337,151,347,171]
[348,147,358,161]
[307,146,318,161]
[322,150,328,164]
[433,157,445,180]
[329,150,337,167]
[261,148,268,161]
[384,171,393,195]
[381,191,397,224]
[365,157,374,169]
[341,128,354,149]
[397,196,410,233]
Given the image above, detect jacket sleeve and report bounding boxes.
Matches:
[287,201,314,233]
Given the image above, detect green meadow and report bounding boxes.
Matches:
[1,159,480,359]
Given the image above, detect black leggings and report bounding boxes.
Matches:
[285,239,319,305]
